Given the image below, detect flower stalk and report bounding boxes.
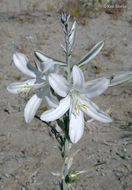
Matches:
[62,13,71,190]
[62,139,69,190]
[65,28,71,82]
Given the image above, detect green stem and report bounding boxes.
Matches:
[62,139,69,190]
[62,20,71,190]
[66,40,70,82]
[65,27,71,82]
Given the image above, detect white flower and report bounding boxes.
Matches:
[40,65,112,143]
[7,52,65,123]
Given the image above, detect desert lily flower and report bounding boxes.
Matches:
[7,52,66,123]
[41,65,112,143]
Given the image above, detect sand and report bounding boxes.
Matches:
[0,0,132,189]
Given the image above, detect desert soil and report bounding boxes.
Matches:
[0,0,132,190]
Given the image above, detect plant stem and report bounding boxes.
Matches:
[62,17,71,190]
[66,38,70,82]
[65,24,71,82]
[62,139,69,190]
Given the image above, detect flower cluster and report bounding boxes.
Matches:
[7,14,132,144]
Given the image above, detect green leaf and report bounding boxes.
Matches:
[77,40,104,67]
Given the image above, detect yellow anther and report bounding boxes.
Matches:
[25,88,31,96]
[73,99,78,110]
[17,83,32,96]
[21,88,26,95]
[80,104,89,111]
[74,103,76,110]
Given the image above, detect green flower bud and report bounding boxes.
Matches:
[65,170,80,183]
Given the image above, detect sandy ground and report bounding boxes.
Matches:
[0,0,132,190]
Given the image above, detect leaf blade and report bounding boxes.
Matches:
[77,40,104,67]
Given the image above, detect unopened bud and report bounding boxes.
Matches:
[65,170,79,183]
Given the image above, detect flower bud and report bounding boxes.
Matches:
[65,170,79,183]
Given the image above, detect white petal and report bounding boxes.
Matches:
[85,70,132,88]
[7,79,36,94]
[34,51,66,66]
[84,77,102,87]
[24,93,42,123]
[78,40,104,67]
[79,98,112,123]
[48,73,69,97]
[41,61,59,74]
[45,92,59,108]
[13,53,37,77]
[69,108,84,143]
[82,78,109,98]
[72,65,84,89]
[40,95,70,122]
[108,71,132,86]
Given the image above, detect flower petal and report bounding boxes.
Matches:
[85,70,132,88]
[40,61,59,74]
[40,95,70,122]
[69,108,84,143]
[45,92,59,108]
[24,93,43,123]
[7,79,36,94]
[82,78,109,98]
[72,65,84,89]
[13,53,37,77]
[34,51,66,66]
[108,71,132,86]
[79,98,112,123]
[48,73,69,97]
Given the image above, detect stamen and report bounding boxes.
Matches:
[73,98,80,114]
[17,83,32,96]
[80,104,89,111]
[74,102,76,110]
[77,105,80,114]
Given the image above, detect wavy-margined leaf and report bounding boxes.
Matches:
[69,21,77,52]
[77,40,104,67]
[34,51,66,66]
